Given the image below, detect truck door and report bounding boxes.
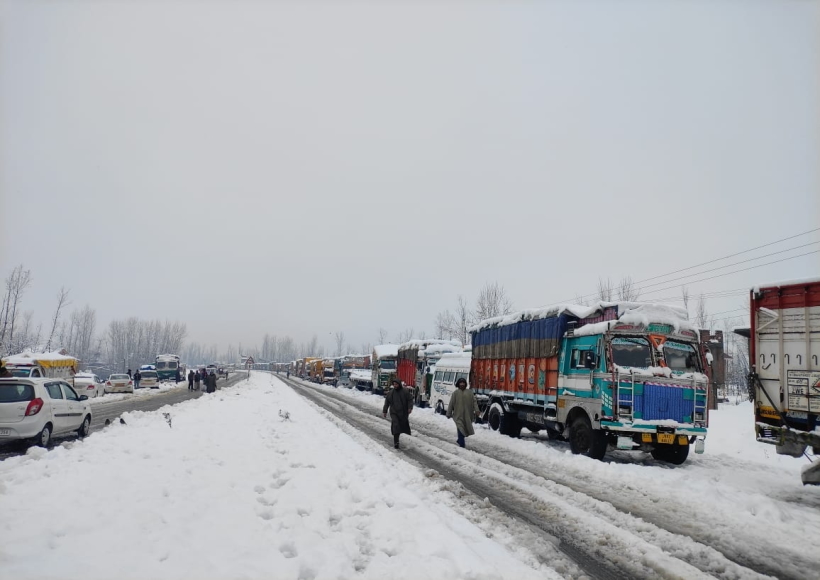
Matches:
[44,382,69,434]
[559,336,600,393]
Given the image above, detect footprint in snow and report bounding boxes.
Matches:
[270,477,290,490]
[254,485,266,494]
[279,542,298,558]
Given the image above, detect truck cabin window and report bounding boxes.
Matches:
[611,337,652,369]
[380,360,396,371]
[663,341,700,373]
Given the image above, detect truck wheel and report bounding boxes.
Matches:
[488,403,504,432]
[569,415,607,460]
[651,444,690,465]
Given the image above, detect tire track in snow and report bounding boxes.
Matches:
[285,377,766,580]
[284,377,791,580]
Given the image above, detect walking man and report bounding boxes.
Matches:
[194,370,201,391]
[187,369,195,391]
[206,370,217,393]
[447,377,480,448]
[382,378,413,449]
[133,369,142,389]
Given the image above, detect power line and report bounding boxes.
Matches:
[633,226,820,286]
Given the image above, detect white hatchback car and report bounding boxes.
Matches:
[0,378,92,447]
[106,374,134,394]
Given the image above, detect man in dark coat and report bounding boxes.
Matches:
[187,370,195,391]
[194,370,201,391]
[206,371,217,393]
[382,378,413,449]
[133,370,142,389]
[175,368,182,383]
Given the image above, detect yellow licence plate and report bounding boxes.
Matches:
[657,433,675,444]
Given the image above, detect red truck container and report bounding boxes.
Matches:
[741,277,820,484]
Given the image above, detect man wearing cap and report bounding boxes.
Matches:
[447,377,480,448]
[382,378,413,449]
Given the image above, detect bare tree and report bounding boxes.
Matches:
[0,264,32,354]
[306,334,319,356]
[695,293,710,330]
[596,277,614,302]
[681,286,691,314]
[45,287,71,351]
[616,276,641,301]
[377,328,389,344]
[435,310,457,340]
[454,295,472,345]
[334,331,345,356]
[574,293,589,306]
[396,328,415,343]
[473,282,513,323]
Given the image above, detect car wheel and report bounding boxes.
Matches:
[77,415,91,438]
[35,423,52,448]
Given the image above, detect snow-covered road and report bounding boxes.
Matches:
[284,375,820,580]
[0,373,555,580]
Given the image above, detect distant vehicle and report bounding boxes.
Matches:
[0,378,92,448]
[349,369,373,391]
[139,370,159,389]
[429,352,471,415]
[72,373,105,398]
[736,278,820,485]
[397,339,462,406]
[155,354,182,382]
[1,351,79,380]
[105,374,134,394]
[371,345,398,395]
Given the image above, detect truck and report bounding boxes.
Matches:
[155,354,182,382]
[396,339,462,406]
[321,358,337,385]
[335,355,371,387]
[371,345,399,395]
[470,301,710,464]
[735,278,820,485]
[2,350,79,380]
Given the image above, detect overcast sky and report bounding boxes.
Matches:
[1,0,818,355]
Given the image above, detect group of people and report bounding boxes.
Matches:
[188,369,217,393]
[382,376,479,450]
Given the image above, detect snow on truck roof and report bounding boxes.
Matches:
[752,277,820,292]
[434,352,472,370]
[372,344,399,359]
[2,350,79,367]
[469,301,692,334]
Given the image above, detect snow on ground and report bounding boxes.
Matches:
[304,379,820,579]
[0,373,552,580]
[89,381,188,405]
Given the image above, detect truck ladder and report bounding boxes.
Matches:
[692,374,707,424]
[617,372,635,422]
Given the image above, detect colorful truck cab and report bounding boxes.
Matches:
[470,302,709,464]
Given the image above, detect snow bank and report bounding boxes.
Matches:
[0,373,546,580]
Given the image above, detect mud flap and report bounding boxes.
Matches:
[801,461,820,486]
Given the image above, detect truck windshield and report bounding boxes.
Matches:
[611,337,653,369]
[663,341,700,373]
[156,362,168,369]
[379,360,396,371]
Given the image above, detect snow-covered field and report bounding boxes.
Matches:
[0,373,552,580]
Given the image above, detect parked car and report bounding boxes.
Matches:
[72,373,105,398]
[105,374,134,394]
[0,378,92,447]
[139,370,159,389]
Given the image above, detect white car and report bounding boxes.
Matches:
[106,374,134,394]
[72,373,105,398]
[138,370,159,389]
[0,378,92,447]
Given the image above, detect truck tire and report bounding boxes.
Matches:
[651,444,690,465]
[488,403,504,432]
[569,415,607,460]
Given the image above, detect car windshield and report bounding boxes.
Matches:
[10,369,31,377]
[611,337,653,369]
[110,374,129,380]
[379,360,396,371]
[0,383,34,402]
[663,341,700,374]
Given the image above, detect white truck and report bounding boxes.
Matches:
[2,350,79,380]
[737,278,820,485]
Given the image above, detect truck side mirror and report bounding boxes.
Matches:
[583,350,597,369]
